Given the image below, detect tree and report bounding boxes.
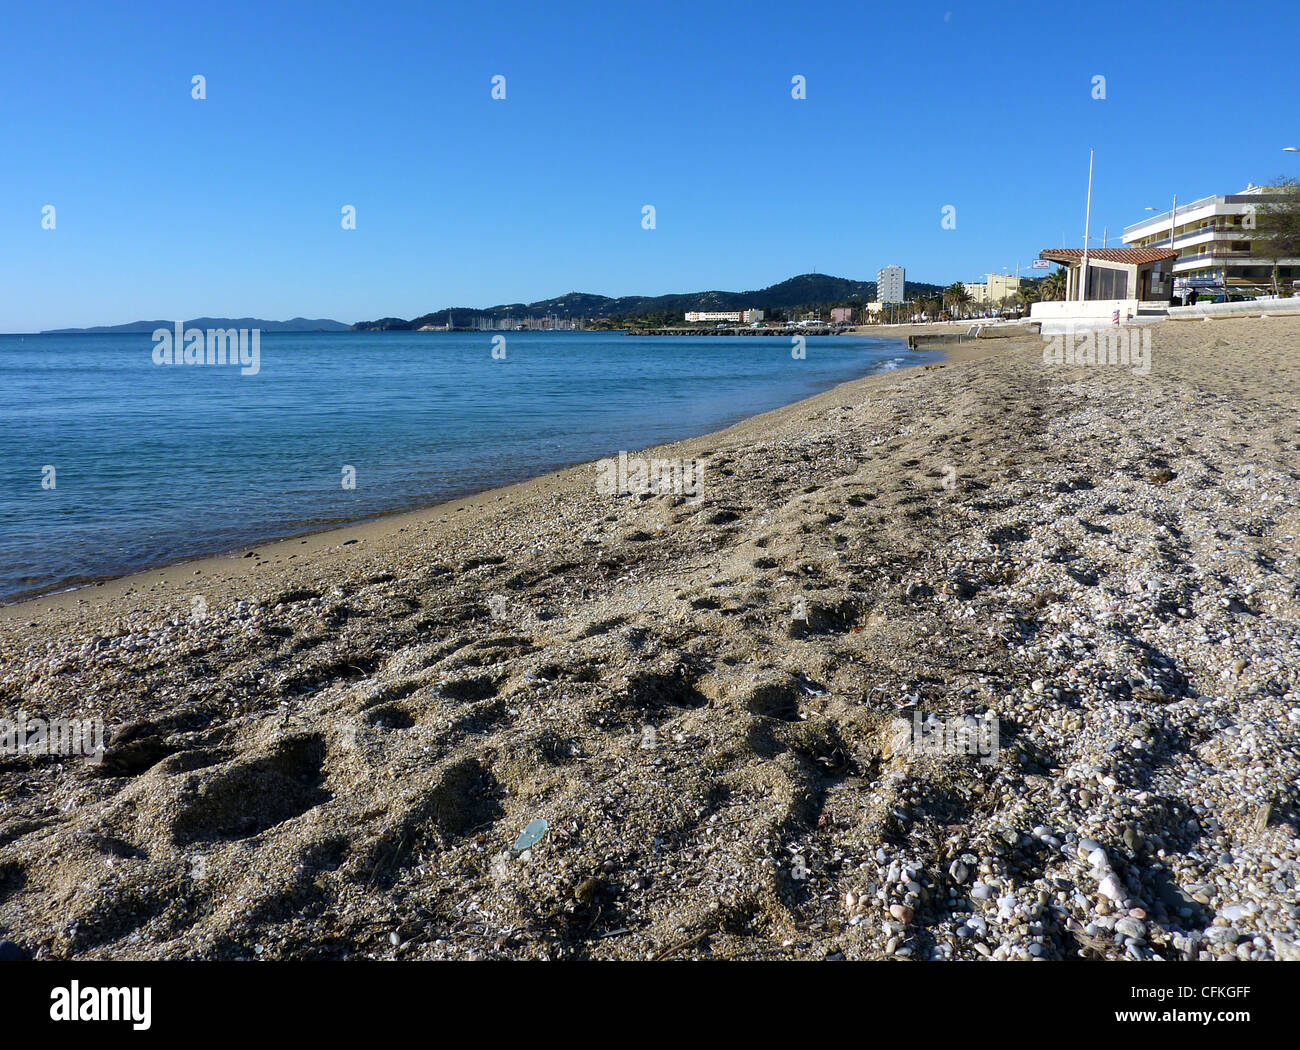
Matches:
[1039,268,1067,301]
[1251,177,1300,297]
[943,282,972,318]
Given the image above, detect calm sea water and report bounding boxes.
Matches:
[0,329,924,601]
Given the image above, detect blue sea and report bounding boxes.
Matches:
[0,329,924,601]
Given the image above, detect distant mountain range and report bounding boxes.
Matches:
[38,274,952,335]
[352,273,947,330]
[41,317,352,335]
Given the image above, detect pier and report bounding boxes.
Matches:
[631,326,843,337]
[906,322,1040,350]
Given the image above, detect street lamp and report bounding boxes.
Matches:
[1145,198,1183,303]
[1145,196,1179,251]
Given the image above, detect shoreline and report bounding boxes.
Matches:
[1,336,944,620]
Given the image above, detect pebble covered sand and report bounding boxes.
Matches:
[1,316,1298,961]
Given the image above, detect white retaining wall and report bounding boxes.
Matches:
[1167,297,1300,321]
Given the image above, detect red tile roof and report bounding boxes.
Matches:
[1039,247,1179,265]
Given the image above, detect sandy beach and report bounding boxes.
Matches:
[2,316,1299,961]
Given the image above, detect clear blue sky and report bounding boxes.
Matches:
[3,0,1298,331]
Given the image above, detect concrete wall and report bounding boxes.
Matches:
[1167,297,1300,320]
[1031,299,1137,319]
[1029,299,1164,334]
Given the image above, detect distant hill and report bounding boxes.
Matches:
[354,274,946,330]
[42,317,352,334]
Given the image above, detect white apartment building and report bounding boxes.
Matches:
[684,311,742,323]
[877,265,905,304]
[1122,184,1300,295]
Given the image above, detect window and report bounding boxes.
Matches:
[1086,266,1128,299]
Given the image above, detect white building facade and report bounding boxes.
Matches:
[1122,184,1300,296]
[684,311,742,323]
[877,265,905,304]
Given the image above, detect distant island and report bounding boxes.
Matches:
[42,317,352,335]
[352,273,948,331]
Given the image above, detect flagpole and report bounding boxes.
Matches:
[1080,149,1094,302]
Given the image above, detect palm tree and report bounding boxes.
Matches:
[943,282,972,319]
[1039,268,1067,302]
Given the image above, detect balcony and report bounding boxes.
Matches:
[1135,224,1252,248]
[1122,194,1271,242]
[1173,249,1269,271]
